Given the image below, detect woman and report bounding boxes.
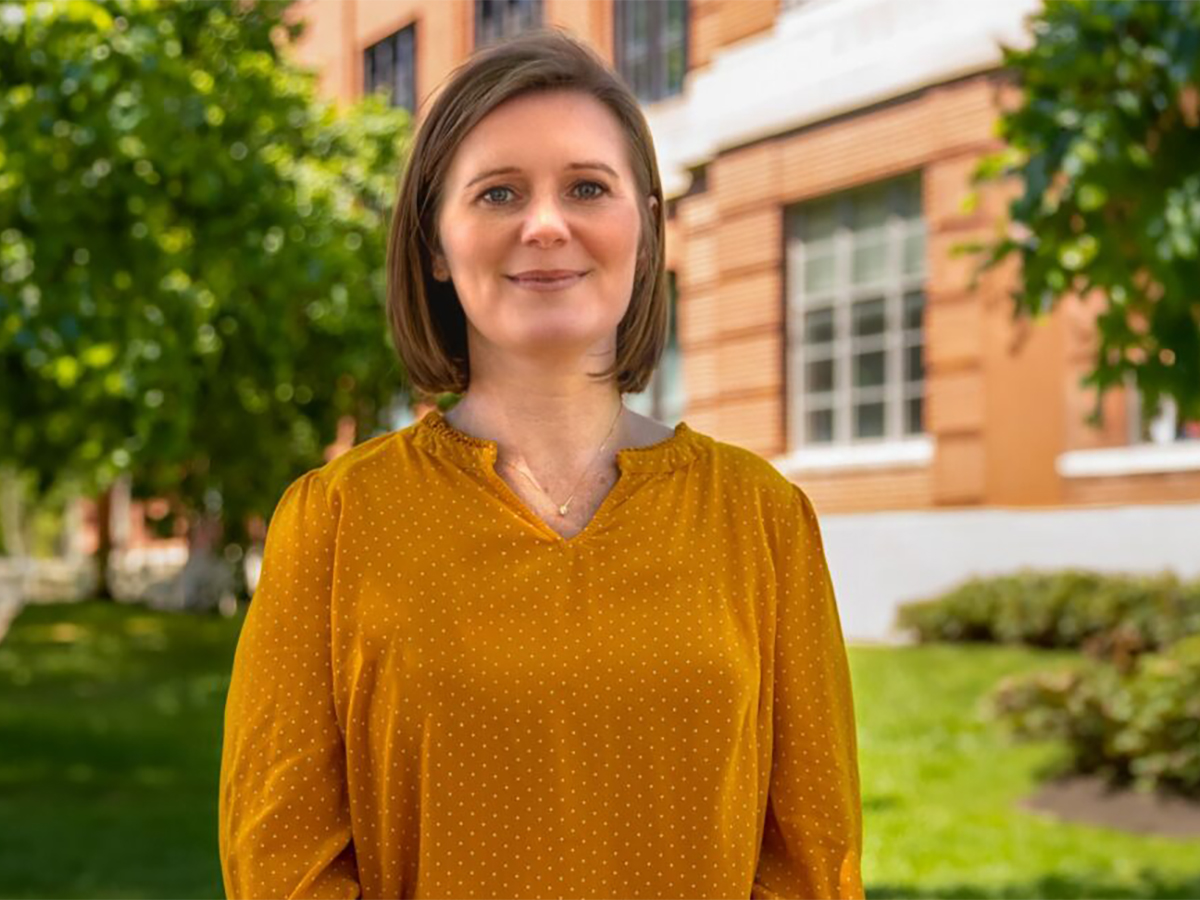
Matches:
[219,27,863,900]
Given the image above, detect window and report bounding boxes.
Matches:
[614,0,688,105]
[625,272,687,425]
[364,25,416,113]
[1125,373,1200,444]
[474,0,542,48]
[785,174,926,446]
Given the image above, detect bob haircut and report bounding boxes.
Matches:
[385,26,669,400]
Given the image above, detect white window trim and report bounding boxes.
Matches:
[771,435,934,476]
[786,176,926,449]
[1059,375,1200,478]
[1057,443,1200,478]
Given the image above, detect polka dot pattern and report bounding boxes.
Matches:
[218,408,864,899]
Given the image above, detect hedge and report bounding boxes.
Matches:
[987,633,1200,799]
[895,569,1200,672]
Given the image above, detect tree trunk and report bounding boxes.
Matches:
[94,485,114,601]
[0,466,29,637]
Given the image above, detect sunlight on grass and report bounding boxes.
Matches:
[0,601,1197,898]
[0,600,244,900]
[851,644,1200,898]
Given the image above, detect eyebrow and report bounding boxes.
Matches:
[463,160,620,191]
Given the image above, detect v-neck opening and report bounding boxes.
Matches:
[480,460,634,547]
[411,407,704,548]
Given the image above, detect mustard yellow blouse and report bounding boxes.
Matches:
[219,408,864,899]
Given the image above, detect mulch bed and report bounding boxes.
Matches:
[1018,773,1200,838]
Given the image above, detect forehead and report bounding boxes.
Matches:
[448,90,633,181]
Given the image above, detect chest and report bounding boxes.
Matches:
[494,462,621,541]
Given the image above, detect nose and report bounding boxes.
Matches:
[521,193,571,245]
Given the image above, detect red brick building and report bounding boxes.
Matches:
[284,0,1200,517]
[51,0,1199,626]
[13,0,1190,638]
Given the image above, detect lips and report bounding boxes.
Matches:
[508,271,586,281]
[507,272,587,291]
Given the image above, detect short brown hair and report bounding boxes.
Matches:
[385,27,668,400]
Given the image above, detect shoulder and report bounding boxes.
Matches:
[690,431,820,545]
[277,428,405,519]
[708,435,809,507]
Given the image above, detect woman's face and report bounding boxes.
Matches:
[432,89,657,370]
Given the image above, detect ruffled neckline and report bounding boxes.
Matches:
[412,407,704,474]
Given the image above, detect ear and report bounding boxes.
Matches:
[430,244,450,282]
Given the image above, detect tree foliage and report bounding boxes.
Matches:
[974,0,1200,426]
[0,0,411,547]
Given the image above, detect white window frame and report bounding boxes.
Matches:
[614,0,689,105]
[364,24,417,113]
[778,174,930,473]
[1057,371,1200,478]
[474,0,543,49]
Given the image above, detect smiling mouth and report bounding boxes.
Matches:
[506,272,588,289]
[508,272,586,281]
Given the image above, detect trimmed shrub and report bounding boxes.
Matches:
[987,633,1200,798]
[896,569,1200,671]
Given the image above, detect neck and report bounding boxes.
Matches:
[443,388,630,480]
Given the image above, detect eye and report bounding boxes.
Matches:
[574,180,609,200]
[478,185,515,205]
[476,180,610,206]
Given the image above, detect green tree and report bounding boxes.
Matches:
[972,0,1200,428]
[0,0,411,602]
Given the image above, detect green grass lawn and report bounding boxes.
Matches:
[852,643,1200,898]
[0,600,1197,899]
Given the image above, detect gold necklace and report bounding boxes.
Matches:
[499,403,625,517]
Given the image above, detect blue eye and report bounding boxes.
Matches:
[477,180,610,206]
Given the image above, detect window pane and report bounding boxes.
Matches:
[896,175,922,220]
[905,342,924,382]
[788,174,926,447]
[375,41,394,99]
[852,297,885,337]
[476,0,541,44]
[852,184,889,230]
[517,0,541,29]
[631,0,650,93]
[365,49,376,92]
[854,401,885,438]
[665,0,686,92]
[854,349,886,388]
[804,308,834,345]
[395,28,416,111]
[903,289,925,330]
[906,396,923,434]
[806,358,834,393]
[851,237,887,284]
[800,200,837,242]
[804,251,835,293]
[807,408,834,443]
[903,227,925,275]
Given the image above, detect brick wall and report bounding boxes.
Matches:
[284,0,1198,515]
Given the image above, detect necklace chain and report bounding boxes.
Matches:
[498,403,625,517]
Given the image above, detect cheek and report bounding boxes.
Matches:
[597,209,644,267]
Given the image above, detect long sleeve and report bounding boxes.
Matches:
[753,484,864,900]
[219,471,361,900]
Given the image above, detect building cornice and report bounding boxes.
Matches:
[646,0,1040,199]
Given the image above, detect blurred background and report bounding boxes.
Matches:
[1,0,1199,897]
